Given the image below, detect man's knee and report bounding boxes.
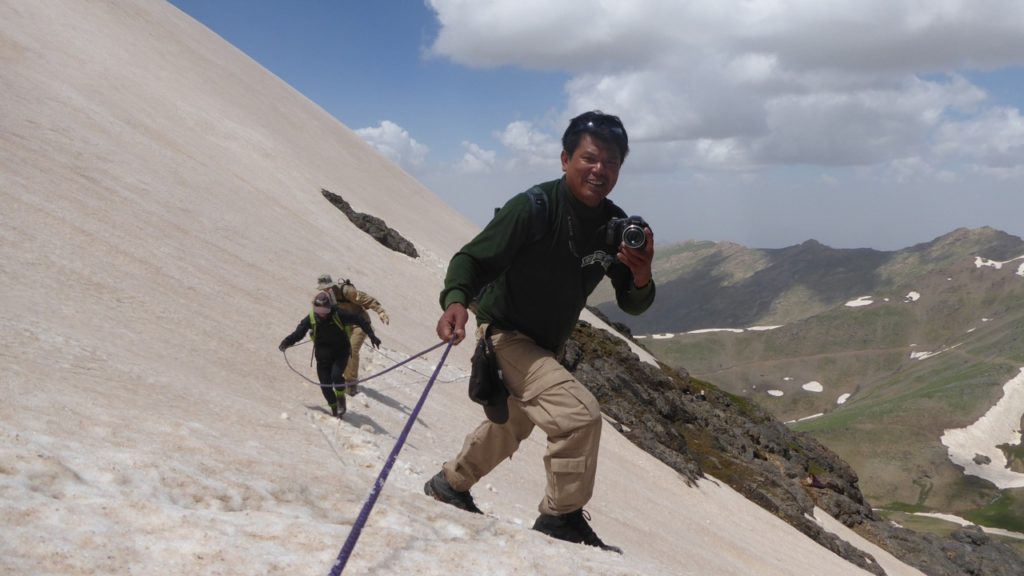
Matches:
[566,381,601,430]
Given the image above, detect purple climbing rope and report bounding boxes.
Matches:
[327,338,455,575]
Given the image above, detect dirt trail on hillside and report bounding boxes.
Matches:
[695,346,1022,379]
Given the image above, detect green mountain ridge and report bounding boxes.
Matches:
[596,226,1024,537]
[596,226,1024,332]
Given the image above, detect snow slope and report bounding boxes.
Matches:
[0,1,922,574]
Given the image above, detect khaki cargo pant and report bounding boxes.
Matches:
[343,326,368,383]
[442,325,603,516]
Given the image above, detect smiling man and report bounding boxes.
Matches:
[426,111,656,553]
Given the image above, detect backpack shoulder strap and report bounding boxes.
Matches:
[331,311,346,328]
[491,186,549,244]
[336,279,355,302]
[524,185,548,244]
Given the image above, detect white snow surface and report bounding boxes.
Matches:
[912,513,1024,541]
[909,343,962,361]
[941,368,1024,489]
[0,2,925,575]
[802,381,824,393]
[845,296,874,307]
[974,254,1024,277]
[974,255,1024,270]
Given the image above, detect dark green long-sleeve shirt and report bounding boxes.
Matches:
[440,178,655,351]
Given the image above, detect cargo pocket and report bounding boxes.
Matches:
[548,455,588,504]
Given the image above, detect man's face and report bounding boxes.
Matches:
[561,133,621,208]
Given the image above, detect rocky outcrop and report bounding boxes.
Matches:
[321,188,418,258]
[562,318,1024,576]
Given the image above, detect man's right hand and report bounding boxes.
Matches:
[436,303,469,345]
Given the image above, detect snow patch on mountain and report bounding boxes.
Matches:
[941,367,1024,489]
[845,296,873,307]
[909,343,962,360]
[802,382,824,393]
[974,255,1024,275]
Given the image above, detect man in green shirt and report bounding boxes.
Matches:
[425,111,655,553]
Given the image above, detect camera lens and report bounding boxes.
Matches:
[622,225,646,249]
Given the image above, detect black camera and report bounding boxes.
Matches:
[606,216,649,249]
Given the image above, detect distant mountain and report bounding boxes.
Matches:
[597,228,1024,542]
[596,227,1024,333]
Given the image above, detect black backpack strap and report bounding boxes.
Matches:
[524,185,548,244]
[491,186,549,244]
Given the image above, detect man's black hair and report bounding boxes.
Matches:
[561,110,629,162]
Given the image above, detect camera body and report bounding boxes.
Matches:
[606,216,649,249]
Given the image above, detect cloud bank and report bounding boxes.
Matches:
[415,0,1024,177]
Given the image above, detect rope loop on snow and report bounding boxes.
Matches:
[281,340,446,389]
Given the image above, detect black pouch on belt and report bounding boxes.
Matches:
[467,325,509,424]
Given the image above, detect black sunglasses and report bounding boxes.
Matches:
[570,117,625,136]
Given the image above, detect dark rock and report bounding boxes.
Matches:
[321,188,418,258]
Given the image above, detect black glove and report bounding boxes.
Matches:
[370,335,381,349]
[278,342,288,352]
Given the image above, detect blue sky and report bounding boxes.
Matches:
[169,1,1024,250]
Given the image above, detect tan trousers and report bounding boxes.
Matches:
[443,326,603,516]
[344,326,367,383]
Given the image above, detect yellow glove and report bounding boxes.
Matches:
[378,310,390,325]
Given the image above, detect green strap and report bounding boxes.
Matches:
[309,310,348,343]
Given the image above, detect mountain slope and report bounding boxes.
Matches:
[0,1,932,575]
[567,318,1023,575]
[628,230,1024,539]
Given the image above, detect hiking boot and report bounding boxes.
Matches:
[423,471,482,514]
[346,383,360,396]
[329,395,347,418]
[532,509,622,554]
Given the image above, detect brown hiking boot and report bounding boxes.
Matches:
[533,509,622,554]
[423,471,482,514]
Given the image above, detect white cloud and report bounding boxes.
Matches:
[819,173,840,186]
[426,0,1024,175]
[933,107,1024,170]
[355,120,429,168]
[426,0,688,71]
[495,120,562,167]
[456,141,497,174]
[450,121,561,176]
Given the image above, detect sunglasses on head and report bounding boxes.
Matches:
[571,116,625,136]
